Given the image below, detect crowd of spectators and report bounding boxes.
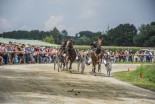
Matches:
[103,49,155,63]
[0,42,58,65]
[0,42,155,66]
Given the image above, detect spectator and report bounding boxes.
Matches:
[115,50,119,62]
[145,51,151,62]
[12,53,19,64]
[0,45,4,65]
[153,50,155,63]
[134,51,139,62]
[110,51,115,63]
[124,50,129,62]
[150,50,154,63]
[139,51,145,62]
[128,50,133,62]
[119,50,125,62]
[0,41,155,65]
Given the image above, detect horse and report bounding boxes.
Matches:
[65,40,76,73]
[90,38,103,75]
[57,52,66,71]
[91,47,103,75]
[55,40,67,71]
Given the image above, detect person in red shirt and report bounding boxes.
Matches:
[119,50,125,62]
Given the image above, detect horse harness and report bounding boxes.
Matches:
[91,41,103,58]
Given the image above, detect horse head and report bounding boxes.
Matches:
[61,40,67,47]
[66,40,73,49]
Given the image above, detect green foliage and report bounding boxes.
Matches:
[73,36,91,45]
[133,22,155,47]
[61,30,68,36]
[135,65,155,83]
[74,45,147,52]
[43,35,54,44]
[0,21,155,47]
[113,65,155,91]
[74,31,103,45]
[108,23,137,46]
[78,31,94,38]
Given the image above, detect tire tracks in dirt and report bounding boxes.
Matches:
[0,68,25,104]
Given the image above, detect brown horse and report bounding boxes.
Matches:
[91,48,103,75]
[65,40,76,73]
[91,38,103,75]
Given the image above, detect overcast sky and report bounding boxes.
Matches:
[0,0,155,35]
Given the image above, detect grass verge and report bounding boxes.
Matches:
[74,45,155,52]
[113,65,155,91]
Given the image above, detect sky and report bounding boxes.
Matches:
[0,0,155,36]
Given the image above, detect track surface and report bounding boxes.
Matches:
[0,64,155,104]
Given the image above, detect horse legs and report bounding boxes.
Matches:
[66,58,69,69]
[92,63,96,75]
[59,62,62,69]
[57,60,60,72]
[98,64,101,73]
[66,58,72,73]
[98,59,102,72]
[54,61,56,70]
[94,66,96,76]
[62,62,65,70]
[54,56,57,70]
[69,62,72,73]
[92,60,96,73]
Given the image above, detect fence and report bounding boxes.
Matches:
[0,51,55,65]
[0,51,155,65]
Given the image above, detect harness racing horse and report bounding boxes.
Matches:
[56,40,67,71]
[65,40,76,73]
[90,38,103,75]
[91,47,103,75]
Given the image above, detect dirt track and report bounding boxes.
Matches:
[0,63,155,104]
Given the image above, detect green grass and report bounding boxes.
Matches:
[74,45,154,52]
[113,65,155,91]
[113,61,155,64]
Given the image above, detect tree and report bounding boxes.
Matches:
[73,36,91,45]
[78,31,94,38]
[61,30,68,36]
[150,36,155,47]
[43,35,54,44]
[0,21,154,46]
[60,30,68,41]
[108,23,137,46]
[52,27,60,44]
[133,22,155,46]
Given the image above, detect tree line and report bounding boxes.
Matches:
[0,22,155,47]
